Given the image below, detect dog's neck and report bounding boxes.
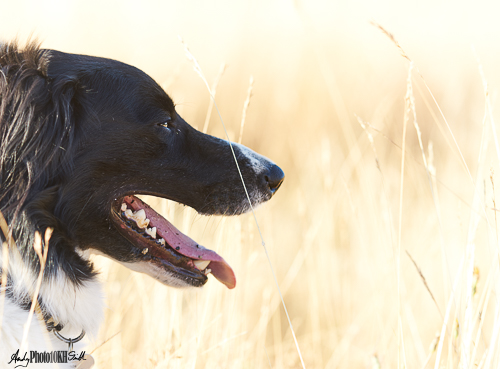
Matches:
[1,245,104,338]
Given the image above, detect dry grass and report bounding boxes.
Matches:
[89,48,500,367]
[3,1,500,368]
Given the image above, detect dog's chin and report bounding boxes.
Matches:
[108,195,236,289]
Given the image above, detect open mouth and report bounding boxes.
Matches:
[110,195,236,289]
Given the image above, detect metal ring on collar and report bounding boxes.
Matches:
[53,330,85,352]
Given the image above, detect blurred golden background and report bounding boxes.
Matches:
[3,0,500,368]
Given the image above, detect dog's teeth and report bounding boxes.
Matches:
[134,209,146,221]
[204,268,211,275]
[131,209,149,228]
[121,203,127,212]
[139,220,150,229]
[158,238,165,245]
[142,248,148,255]
[145,227,156,239]
[193,260,211,271]
[124,208,150,229]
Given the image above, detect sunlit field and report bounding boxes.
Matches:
[3,1,500,368]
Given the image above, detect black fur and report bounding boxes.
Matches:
[0,42,284,287]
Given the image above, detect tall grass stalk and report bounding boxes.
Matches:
[19,228,52,353]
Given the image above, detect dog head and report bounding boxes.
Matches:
[0,42,284,290]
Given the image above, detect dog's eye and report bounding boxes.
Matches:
[159,119,172,129]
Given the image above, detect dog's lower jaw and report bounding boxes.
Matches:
[0,247,104,361]
[118,260,203,288]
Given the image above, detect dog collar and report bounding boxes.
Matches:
[53,329,86,352]
[43,308,85,352]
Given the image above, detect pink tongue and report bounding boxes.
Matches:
[124,196,236,289]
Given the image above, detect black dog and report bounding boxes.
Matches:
[0,42,283,362]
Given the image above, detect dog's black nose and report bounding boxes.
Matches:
[265,164,285,194]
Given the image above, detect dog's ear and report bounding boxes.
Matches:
[0,43,96,282]
[0,43,80,217]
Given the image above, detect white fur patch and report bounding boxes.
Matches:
[0,246,103,367]
[38,274,103,337]
[2,247,103,337]
[233,142,271,175]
